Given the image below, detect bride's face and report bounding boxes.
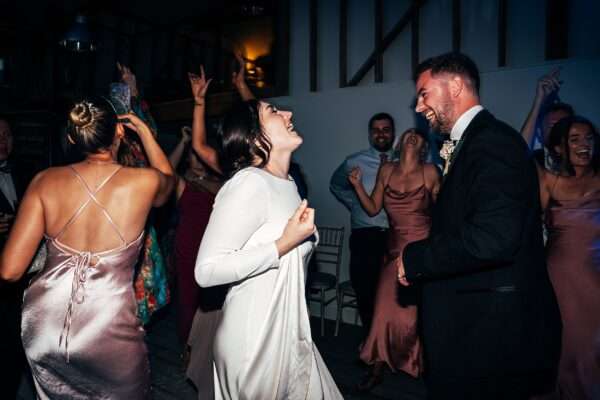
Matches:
[259,102,302,153]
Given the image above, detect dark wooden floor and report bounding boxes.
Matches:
[18,305,427,399]
[145,306,427,399]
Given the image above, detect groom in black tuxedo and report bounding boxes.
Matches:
[397,53,561,399]
[0,118,29,397]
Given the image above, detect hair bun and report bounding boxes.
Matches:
[69,102,94,128]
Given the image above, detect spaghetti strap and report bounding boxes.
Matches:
[54,165,126,244]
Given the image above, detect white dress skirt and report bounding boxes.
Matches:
[195,167,343,400]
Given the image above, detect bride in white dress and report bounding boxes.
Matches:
[193,96,343,399]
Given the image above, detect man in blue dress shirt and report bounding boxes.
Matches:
[330,113,395,339]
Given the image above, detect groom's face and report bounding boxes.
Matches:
[415,70,455,134]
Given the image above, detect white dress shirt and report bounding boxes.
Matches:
[450,105,484,142]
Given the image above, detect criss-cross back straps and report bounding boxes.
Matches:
[55,165,126,245]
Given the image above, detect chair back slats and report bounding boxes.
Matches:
[307,226,346,335]
[314,226,344,278]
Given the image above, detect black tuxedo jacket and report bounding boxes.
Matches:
[0,172,22,213]
[403,110,561,380]
[0,164,28,240]
[0,165,31,350]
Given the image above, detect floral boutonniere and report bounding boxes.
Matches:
[440,140,456,175]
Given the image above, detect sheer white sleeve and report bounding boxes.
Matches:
[195,169,280,287]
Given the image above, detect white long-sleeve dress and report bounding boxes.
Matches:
[195,167,343,400]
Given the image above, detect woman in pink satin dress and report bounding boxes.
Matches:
[349,128,440,391]
[0,97,175,399]
[537,116,600,400]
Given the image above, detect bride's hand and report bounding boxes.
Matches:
[276,200,316,257]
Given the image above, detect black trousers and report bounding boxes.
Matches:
[426,369,557,400]
[348,227,387,338]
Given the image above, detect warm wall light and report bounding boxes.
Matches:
[243,58,264,87]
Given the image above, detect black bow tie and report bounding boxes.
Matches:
[0,164,11,174]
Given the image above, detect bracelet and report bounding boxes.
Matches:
[194,102,205,107]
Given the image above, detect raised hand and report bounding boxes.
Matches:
[188,65,212,104]
[231,52,246,89]
[117,62,139,98]
[180,126,192,143]
[348,166,362,187]
[535,68,561,104]
[118,112,151,136]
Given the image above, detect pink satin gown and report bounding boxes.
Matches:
[359,172,431,377]
[545,183,600,400]
[21,166,150,399]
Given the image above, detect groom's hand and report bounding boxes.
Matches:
[396,257,410,286]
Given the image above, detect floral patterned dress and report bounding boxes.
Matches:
[118,96,170,324]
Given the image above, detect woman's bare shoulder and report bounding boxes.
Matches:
[424,163,441,176]
[31,166,74,187]
[379,161,395,175]
[537,165,558,187]
[118,166,161,188]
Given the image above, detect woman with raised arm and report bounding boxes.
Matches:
[348,128,440,391]
[188,54,253,175]
[537,116,600,399]
[168,125,225,400]
[192,73,342,398]
[115,62,171,324]
[170,125,223,345]
[0,97,175,399]
[520,68,574,171]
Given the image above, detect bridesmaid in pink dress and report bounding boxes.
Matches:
[349,128,440,391]
[0,98,175,399]
[538,116,600,400]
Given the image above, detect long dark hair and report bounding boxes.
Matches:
[547,115,600,176]
[218,99,272,177]
[66,97,118,156]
